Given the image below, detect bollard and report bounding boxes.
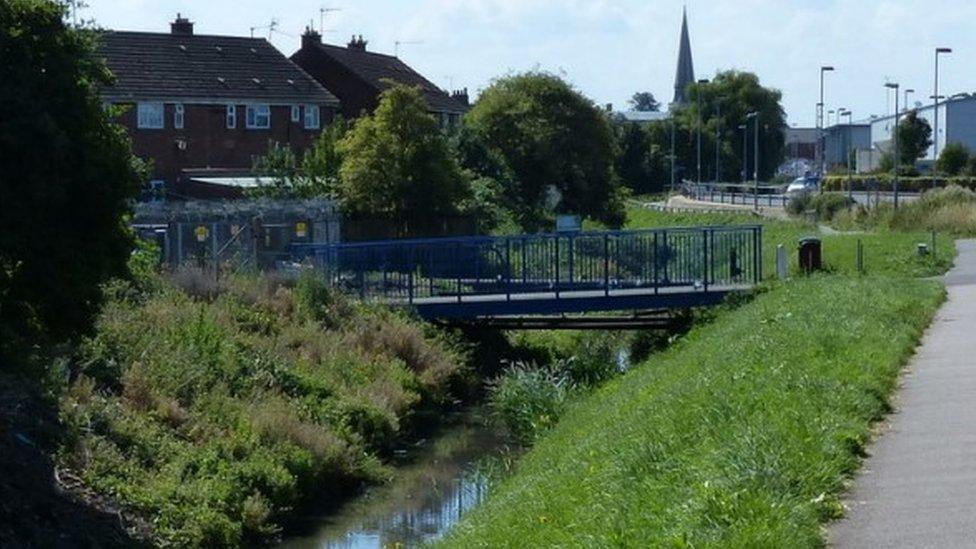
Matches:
[776,244,788,279]
[856,239,864,274]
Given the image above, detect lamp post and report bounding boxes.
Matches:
[738,124,747,182]
[885,82,900,208]
[840,109,854,201]
[714,102,722,183]
[696,79,709,186]
[669,111,676,195]
[934,47,952,161]
[904,88,915,112]
[818,66,835,179]
[747,111,759,209]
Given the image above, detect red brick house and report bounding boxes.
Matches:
[291,30,468,128]
[96,15,340,199]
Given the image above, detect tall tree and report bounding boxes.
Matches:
[0,0,141,359]
[465,72,624,230]
[896,111,933,167]
[680,71,787,182]
[337,83,469,220]
[629,92,661,112]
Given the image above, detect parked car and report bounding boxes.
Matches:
[786,177,818,196]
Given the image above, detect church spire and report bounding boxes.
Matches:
[673,6,696,106]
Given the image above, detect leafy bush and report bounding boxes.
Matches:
[811,193,855,221]
[937,143,970,176]
[489,364,569,444]
[785,192,813,216]
[60,272,465,545]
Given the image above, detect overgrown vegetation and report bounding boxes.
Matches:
[58,268,467,546]
[439,276,945,547]
[833,185,976,236]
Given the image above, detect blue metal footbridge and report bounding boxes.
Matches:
[292,225,762,322]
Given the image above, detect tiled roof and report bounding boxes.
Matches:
[308,42,467,114]
[96,31,339,105]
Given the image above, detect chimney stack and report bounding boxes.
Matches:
[347,34,367,52]
[170,13,194,35]
[451,88,470,106]
[301,26,321,49]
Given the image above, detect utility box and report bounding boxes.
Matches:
[799,237,822,273]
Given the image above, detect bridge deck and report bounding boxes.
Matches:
[293,225,762,320]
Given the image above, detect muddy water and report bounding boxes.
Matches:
[280,411,510,549]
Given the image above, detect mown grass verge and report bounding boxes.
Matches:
[438,275,944,547]
[58,270,467,546]
[624,207,954,278]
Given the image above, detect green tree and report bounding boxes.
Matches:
[936,142,970,176]
[614,121,669,195]
[680,71,787,182]
[629,92,660,112]
[1,0,141,359]
[250,116,350,199]
[465,72,624,230]
[338,83,469,220]
[896,110,933,167]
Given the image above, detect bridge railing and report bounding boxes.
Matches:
[292,225,762,303]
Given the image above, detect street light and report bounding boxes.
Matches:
[885,82,901,208]
[819,66,835,178]
[840,109,854,201]
[696,79,709,186]
[904,88,915,112]
[714,102,722,183]
[934,47,952,160]
[747,111,759,209]
[738,124,748,182]
[669,107,676,195]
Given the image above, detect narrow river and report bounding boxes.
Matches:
[280,410,511,548]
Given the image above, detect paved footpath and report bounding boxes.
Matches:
[830,240,976,548]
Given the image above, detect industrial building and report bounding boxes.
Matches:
[869,93,976,163]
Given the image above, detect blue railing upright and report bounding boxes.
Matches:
[292,225,762,305]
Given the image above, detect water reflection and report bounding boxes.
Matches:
[281,412,507,549]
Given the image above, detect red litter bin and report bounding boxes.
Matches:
[799,237,822,273]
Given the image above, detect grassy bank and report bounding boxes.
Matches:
[58,271,467,546]
[625,207,954,278]
[439,275,944,547]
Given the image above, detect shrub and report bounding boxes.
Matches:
[785,192,813,216]
[810,193,855,221]
[489,364,569,444]
[937,143,970,176]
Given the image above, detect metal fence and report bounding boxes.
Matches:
[133,199,341,269]
[292,225,762,303]
[682,182,790,208]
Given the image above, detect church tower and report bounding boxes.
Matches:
[672,7,696,106]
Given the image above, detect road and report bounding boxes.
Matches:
[829,240,976,548]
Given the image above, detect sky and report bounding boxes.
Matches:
[80,0,976,127]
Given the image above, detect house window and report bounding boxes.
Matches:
[291,105,301,123]
[246,104,271,129]
[174,104,185,129]
[137,102,164,129]
[226,105,237,129]
[304,105,320,129]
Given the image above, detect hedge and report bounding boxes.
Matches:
[821,175,976,193]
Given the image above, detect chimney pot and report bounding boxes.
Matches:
[171,13,194,35]
[301,27,322,49]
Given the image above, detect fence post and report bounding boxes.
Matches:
[603,234,610,297]
[653,231,659,295]
[505,237,512,301]
[456,241,462,303]
[702,229,709,292]
[554,237,560,298]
